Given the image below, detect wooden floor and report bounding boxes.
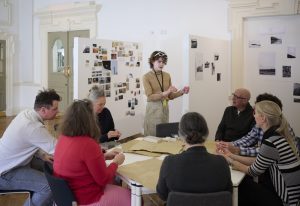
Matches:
[0,116,164,206]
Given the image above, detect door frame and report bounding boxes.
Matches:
[0,32,14,116]
[35,2,100,89]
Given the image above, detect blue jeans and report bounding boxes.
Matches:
[0,163,53,206]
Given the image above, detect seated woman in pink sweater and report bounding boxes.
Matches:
[53,99,130,206]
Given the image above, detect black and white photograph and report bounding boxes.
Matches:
[88,78,92,84]
[195,52,203,81]
[105,90,111,97]
[270,36,282,44]
[214,53,219,61]
[83,46,90,53]
[294,98,300,103]
[293,83,300,96]
[217,73,221,81]
[102,60,111,70]
[211,62,215,75]
[258,52,276,76]
[287,46,296,58]
[204,61,210,68]
[191,39,197,48]
[248,40,261,48]
[111,60,118,75]
[119,95,123,100]
[282,66,291,78]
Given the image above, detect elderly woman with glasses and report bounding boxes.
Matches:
[143,51,189,136]
[217,100,300,206]
[156,112,232,201]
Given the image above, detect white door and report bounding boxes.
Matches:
[48,30,89,112]
[0,40,6,114]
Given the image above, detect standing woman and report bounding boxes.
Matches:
[54,99,130,206]
[218,100,300,206]
[143,51,189,136]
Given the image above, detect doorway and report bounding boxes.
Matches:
[48,30,89,112]
[0,40,6,116]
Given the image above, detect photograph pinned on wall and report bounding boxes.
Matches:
[128,50,133,56]
[92,45,99,53]
[211,62,215,75]
[130,110,135,116]
[128,100,131,108]
[134,98,138,105]
[293,98,300,103]
[119,95,123,100]
[111,60,118,75]
[92,78,99,83]
[105,90,111,97]
[115,97,118,101]
[195,52,203,81]
[191,39,197,48]
[128,73,133,79]
[85,59,90,67]
[282,66,291,78]
[248,40,261,48]
[258,52,276,75]
[204,61,210,68]
[293,83,300,96]
[99,77,105,84]
[88,78,92,84]
[270,36,282,44]
[83,46,90,53]
[217,73,221,81]
[102,48,108,55]
[136,83,140,89]
[105,77,111,83]
[102,61,111,70]
[287,46,296,58]
[136,62,140,67]
[126,62,130,66]
[136,78,140,83]
[105,84,111,90]
[214,53,219,61]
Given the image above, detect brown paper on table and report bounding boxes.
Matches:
[204,140,216,154]
[128,140,184,154]
[118,158,163,191]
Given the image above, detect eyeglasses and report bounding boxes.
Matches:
[232,93,247,100]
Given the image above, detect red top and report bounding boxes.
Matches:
[53,135,118,204]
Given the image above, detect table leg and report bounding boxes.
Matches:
[130,181,136,206]
[135,184,142,206]
[233,186,238,206]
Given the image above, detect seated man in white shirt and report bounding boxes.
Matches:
[216,93,298,157]
[0,89,61,206]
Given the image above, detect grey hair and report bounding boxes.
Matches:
[179,112,209,145]
[88,85,105,102]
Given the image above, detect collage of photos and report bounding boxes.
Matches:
[82,40,143,115]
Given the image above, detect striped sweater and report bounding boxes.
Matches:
[248,128,300,206]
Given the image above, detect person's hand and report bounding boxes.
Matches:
[112,153,125,165]
[216,141,240,155]
[104,150,120,160]
[107,130,121,139]
[42,153,54,163]
[162,86,178,98]
[181,86,190,94]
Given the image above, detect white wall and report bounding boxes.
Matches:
[2,0,230,136]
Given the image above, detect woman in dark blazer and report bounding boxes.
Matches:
[156,112,232,201]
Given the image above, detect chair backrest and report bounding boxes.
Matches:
[156,122,179,137]
[43,162,77,206]
[166,191,232,206]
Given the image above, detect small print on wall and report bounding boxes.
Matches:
[248,40,261,48]
[293,83,300,103]
[191,39,197,48]
[287,46,296,58]
[282,66,291,78]
[258,52,276,75]
[270,36,282,44]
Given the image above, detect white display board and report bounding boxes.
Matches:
[244,15,300,135]
[73,37,143,138]
[188,35,230,138]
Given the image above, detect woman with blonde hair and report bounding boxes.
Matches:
[53,99,130,206]
[218,100,300,206]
